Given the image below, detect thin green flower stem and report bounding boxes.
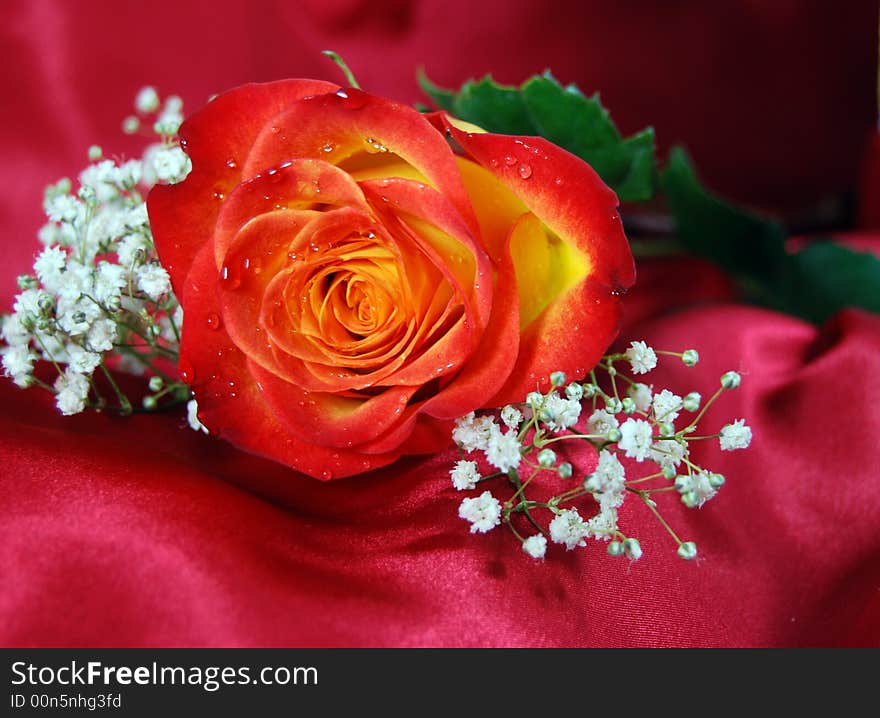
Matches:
[684,386,724,431]
[540,432,605,446]
[614,372,638,388]
[607,360,621,404]
[476,471,505,484]
[655,350,684,358]
[683,434,721,441]
[626,471,665,485]
[555,485,590,503]
[681,456,706,475]
[503,514,525,543]
[643,486,678,494]
[32,332,66,381]
[99,362,132,415]
[508,467,539,505]
[165,302,182,344]
[632,489,683,546]
[113,345,176,383]
[29,377,56,393]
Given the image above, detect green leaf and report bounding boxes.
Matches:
[787,242,880,323]
[417,69,455,113]
[420,71,656,202]
[661,147,789,288]
[661,147,880,322]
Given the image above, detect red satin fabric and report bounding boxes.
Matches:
[1,1,878,647]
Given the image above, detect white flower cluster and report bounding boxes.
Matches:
[1,87,194,418]
[451,342,752,562]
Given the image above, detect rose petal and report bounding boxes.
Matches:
[149,79,339,293]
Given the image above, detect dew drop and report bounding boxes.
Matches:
[335,89,349,99]
[271,126,281,134]
[321,469,334,480]
[504,155,517,166]
[225,158,237,169]
[212,190,225,201]
[518,163,533,179]
[220,264,241,290]
[206,312,222,330]
[554,177,563,186]
[321,142,334,153]
[179,358,195,384]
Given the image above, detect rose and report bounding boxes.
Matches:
[148,80,634,479]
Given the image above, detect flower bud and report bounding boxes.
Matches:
[549,371,566,387]
[659,422,675,437]
[721,371,741,389]
[565,382,583,401]
[682,391,701,412]
[17,275,37,290]
[142,395,158,410]
[607,541,624,557]
[88,145,103,161]
[620,397,636,414]
[122,116,140,134]
[662,465,676,480]
[605,397,622,414]
[37,294,55,313]
[680,490,700,508]
[677,542,698,560]
[623,538,642,560]
[581,383,597,399]
[708,473,726,489]
[557,462,573,479]
[537,448,557,468]
[681,349,699,366]
[606,428,622,443]
[148,376,164,392]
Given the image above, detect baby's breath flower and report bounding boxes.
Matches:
[652,389,683,423]
[564,382,583,401]
[650,439,687,469]
[1,345,35,387]
[557,462,573,479]
[485,426,521,472]
[458,490,502,533]
[719,419,752,451]
[54,368,90,416]
[549,508,588,550]
[587,409,619,438]
[522,535,547,559]
[187,399,208,434]
[607,540,624,557]
[540,393,581,432]
[450,459,481,491]
[152,146,192,184]
[85,319,117,353]
[66,344,102,374]
[586,508,618,539]
[675,471,717,507]
[584,450,626,499]
[618,418,653,461]
[500,404,522,429]
[452,412,496,452]
[625,340,657,375]
[628,382,653,412]
[135,263,171,300]
[135,86,161,114]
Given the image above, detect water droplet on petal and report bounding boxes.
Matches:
[220,264,241,290]
[321,142,334,153]
[225,158,237,169]
[179,358,195,384]
[335,89,349,99]
[212,190,225,201]
[206,313,222,330]
[518,163,532,179]
[504,155,517,166]
[321,469,334,480]
[554,177,563,186]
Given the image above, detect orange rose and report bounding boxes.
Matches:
[148,80,634,479]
